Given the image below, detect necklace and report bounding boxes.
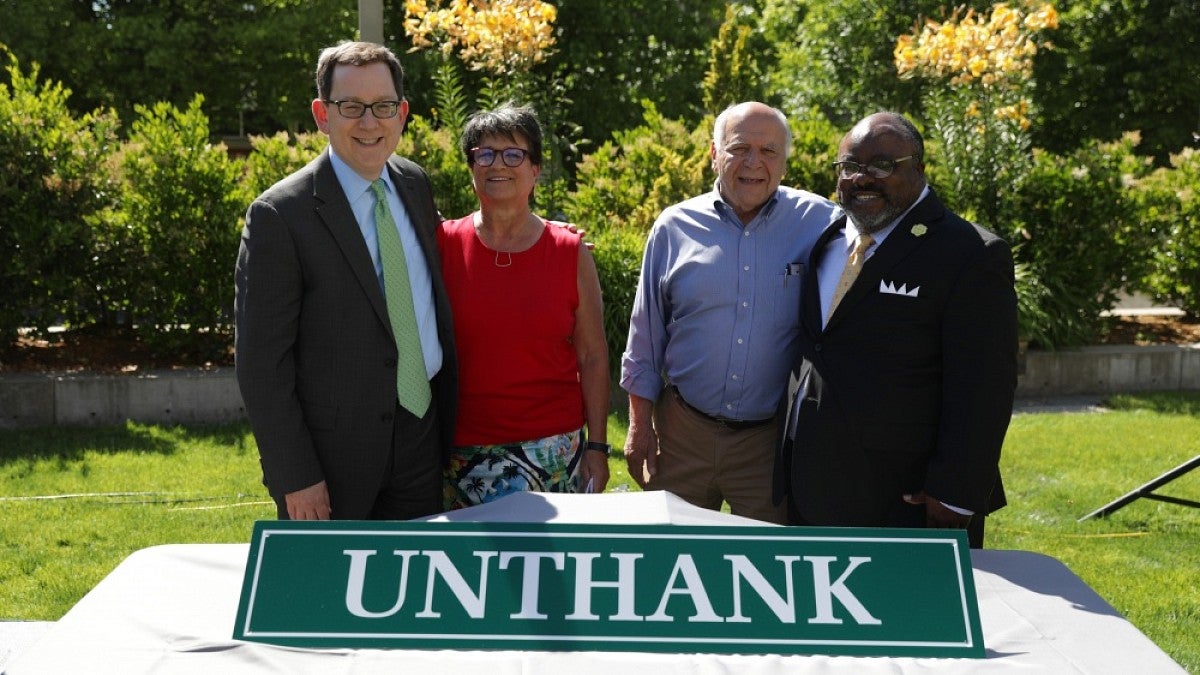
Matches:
[474,212,539,269]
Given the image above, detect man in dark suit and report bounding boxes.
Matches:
[775,112,1018,547]
[235,42,456,521]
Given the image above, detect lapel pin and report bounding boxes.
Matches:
[911,224,928,237]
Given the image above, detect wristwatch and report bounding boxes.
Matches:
[584,441,612,457]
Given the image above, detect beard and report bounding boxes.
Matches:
[843,201,903,234]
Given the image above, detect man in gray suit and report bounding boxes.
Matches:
[235,42,456,521]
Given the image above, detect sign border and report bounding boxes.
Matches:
[234,521,983,657]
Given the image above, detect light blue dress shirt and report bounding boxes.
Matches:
[621,184,839,421]
[328,149,443,380]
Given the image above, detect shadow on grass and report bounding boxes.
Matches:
[1104,391,1200,416]
[0,421,252,466]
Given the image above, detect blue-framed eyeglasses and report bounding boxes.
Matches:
[470,147,530,168]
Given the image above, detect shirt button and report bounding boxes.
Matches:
[731,374,739,380]
[742,301,749,308]
[737,338,744,344]
[743,265,750,271]
[744,231,750,237]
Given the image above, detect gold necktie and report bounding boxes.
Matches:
[826,232,875,323]
[371,179,432,417]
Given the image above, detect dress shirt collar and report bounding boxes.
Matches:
[328,147,397,200]
[710,181,781,224]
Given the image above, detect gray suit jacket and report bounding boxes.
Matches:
[234,149,457,514]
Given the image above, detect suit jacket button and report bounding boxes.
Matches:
[381,412,394,423]
[384,358,397,368]
[814,343,823,352]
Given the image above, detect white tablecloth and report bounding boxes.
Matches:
[6,492,1186,674]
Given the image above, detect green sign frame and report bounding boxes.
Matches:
[233,520,983,658]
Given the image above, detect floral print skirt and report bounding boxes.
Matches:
[443,429,583,510]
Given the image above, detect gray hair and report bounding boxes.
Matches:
[713,102,792,158]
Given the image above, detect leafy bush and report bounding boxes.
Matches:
[567,101,710,235]
[785,109,840,199]
[1004,134,1157,347]
[1136,147,1200,316]
[588,227,647,382]
[0,53,119,340]
[237,131,325,207]
[94,96,243,355]
[397,114,475,220]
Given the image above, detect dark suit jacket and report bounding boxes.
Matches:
[774,189,1017,529]
[234,150,457,517]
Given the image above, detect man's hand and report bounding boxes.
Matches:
[285,480,332,520]
[903,491,972,529]
[623,423,659,488]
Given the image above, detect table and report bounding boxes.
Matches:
[7,492,1187,674]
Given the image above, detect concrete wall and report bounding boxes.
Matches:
[2,345,1199,429]
[0,369,245,429]
[1018,345,1200,397]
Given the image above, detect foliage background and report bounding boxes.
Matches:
[1,0,1198,356]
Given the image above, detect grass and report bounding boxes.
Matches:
[990,392,1200,672]
[1,394,1198,671]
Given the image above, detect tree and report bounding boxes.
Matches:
[1033,0,1200,163]
[702,4,766,116]
[759,0,951,127]
[0,0,356,137]
[538,0,727,148]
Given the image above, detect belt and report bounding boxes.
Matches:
[671,387,774,430]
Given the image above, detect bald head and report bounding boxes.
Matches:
[842,112,924,163]
[835,112,928,233]
[714,102,792,156]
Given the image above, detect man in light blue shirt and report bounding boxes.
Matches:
[621,101,838,524]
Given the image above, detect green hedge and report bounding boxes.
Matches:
[1137,147,1200,313]
[0,55,118,341]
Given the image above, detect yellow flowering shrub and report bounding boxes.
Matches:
[892,1,1058,229]
[404,0,557,76]
[895,1,1056,130]
[897,1,1056,130]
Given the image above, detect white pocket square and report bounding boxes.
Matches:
[880,280,920,297]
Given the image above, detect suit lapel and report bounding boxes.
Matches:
[824,191,946,329]
[311,150,392,332]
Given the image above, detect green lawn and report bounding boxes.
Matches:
[1,393,1198,671]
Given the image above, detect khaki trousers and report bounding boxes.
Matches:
[646,388,788,525]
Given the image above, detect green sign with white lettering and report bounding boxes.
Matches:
[233,521,983,658]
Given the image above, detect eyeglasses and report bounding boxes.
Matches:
[831,155,918,179]
[324,99,402,119]
[470,147,530,168]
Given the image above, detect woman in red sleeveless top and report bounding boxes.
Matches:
[437,103,610,508]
